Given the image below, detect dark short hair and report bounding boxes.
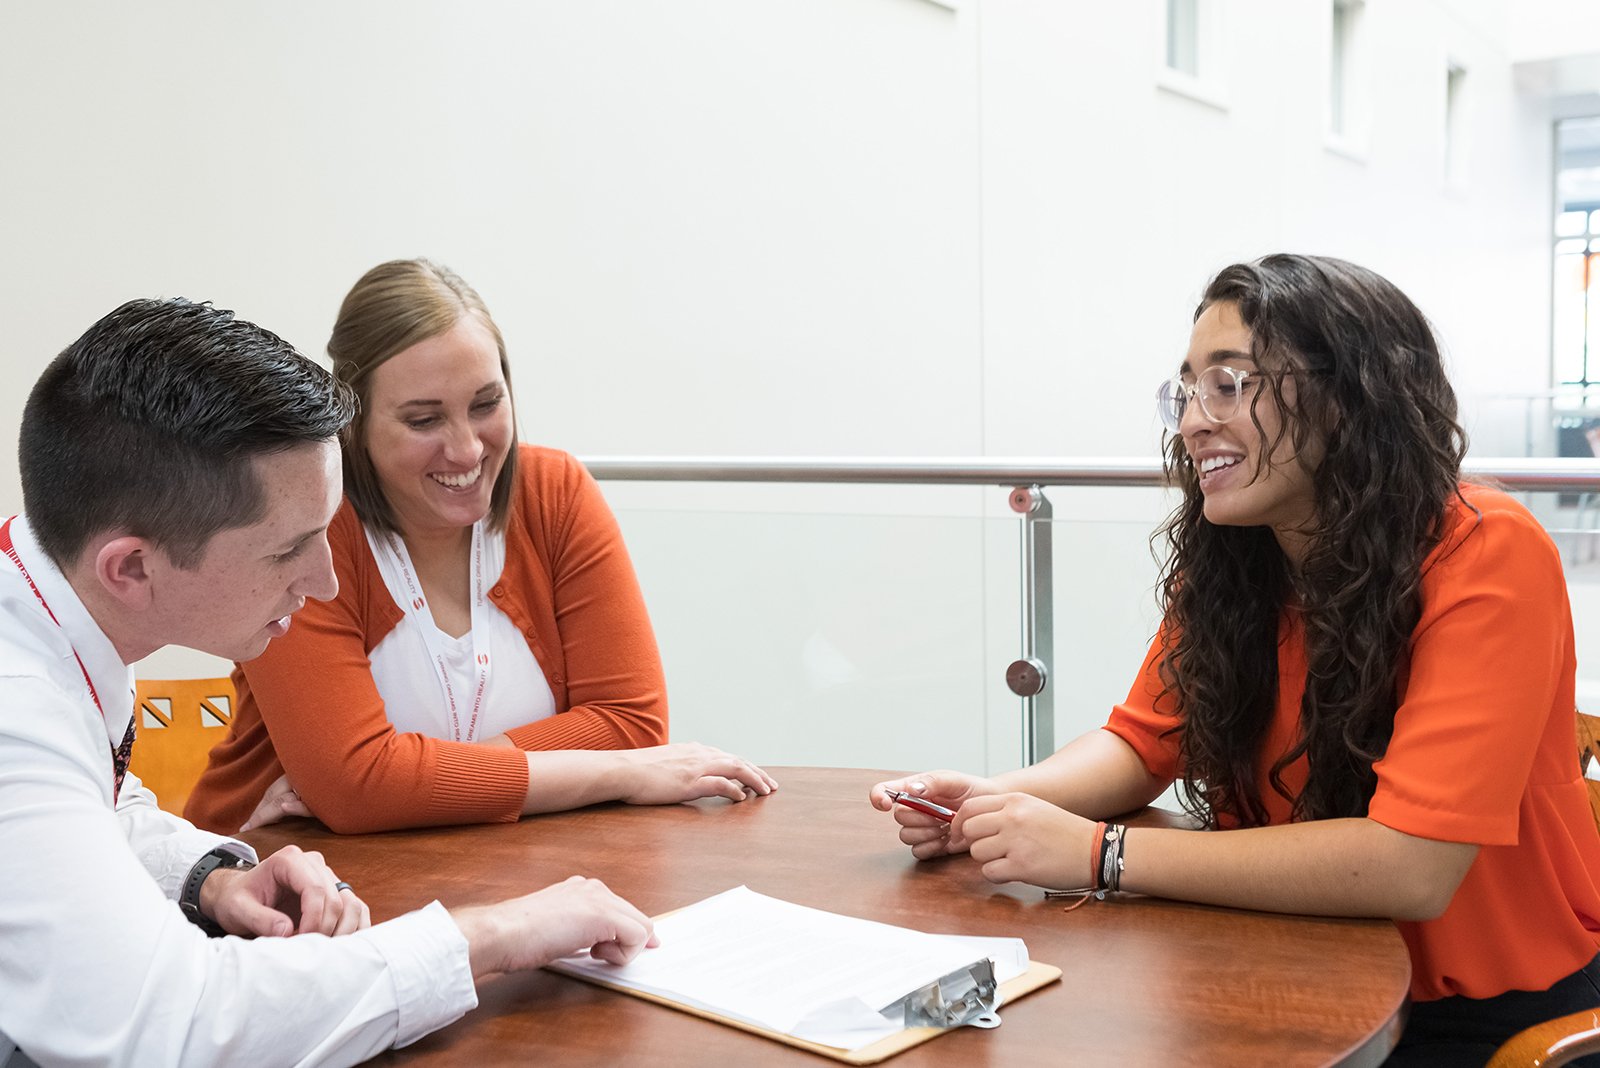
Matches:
[19,297,357,568]
[327,258,518,535]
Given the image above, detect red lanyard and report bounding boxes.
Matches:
[1,516,123,798]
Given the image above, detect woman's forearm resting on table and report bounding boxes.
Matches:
[517,745,777,815]
[499,700,667,752]
[950,788,1479,920]
[1000,731,1480,919]
[992,728,1171,819]
[1120,818,1478,920]
[884,727,1478,921]
[244,737,776,832]
[517,750,637,813]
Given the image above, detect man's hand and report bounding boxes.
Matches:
[200,844,370,938]
[451,876,657,979]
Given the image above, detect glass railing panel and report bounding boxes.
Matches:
[1528,490,1600,714]
[1463,390,1600,459]
[610,497,1018,776]
[612,486,1599,787]
[1041,489,1600,763]
[1043,512,1168,755]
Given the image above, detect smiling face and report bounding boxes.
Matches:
[362,315,515,544]
[1178,301,1322,562]
[152,439,343,661]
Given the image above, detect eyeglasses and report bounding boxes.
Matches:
[1155,365,1264,433]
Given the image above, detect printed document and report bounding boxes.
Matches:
[548,885,1029,1051]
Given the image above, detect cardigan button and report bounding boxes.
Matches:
[492,585,506,597]
[525,627,537,638]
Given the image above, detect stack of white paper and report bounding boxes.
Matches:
[548,885,1029,1051]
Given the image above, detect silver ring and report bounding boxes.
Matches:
[333,881,352,894]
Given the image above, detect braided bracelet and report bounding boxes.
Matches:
[1088,821,1109,892]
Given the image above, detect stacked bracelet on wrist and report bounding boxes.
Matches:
[1097,823,1127,894]
[1049,821,1122,911]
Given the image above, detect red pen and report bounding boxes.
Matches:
[886,789,956,823]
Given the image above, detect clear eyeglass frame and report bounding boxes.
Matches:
[1155,364,1261,433]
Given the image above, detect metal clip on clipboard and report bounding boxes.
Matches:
[900,958,1002,1030]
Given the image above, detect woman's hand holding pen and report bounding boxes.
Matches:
[956,793,1095,891]
[869,771,1000,859]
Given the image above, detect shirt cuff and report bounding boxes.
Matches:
[364,900,479,1047]
[146,828,259,900]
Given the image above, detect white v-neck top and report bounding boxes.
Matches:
[364,524,555,741]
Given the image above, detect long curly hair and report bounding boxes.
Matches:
[1156,254,1469,827]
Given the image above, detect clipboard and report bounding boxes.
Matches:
[549,932,1062,1065]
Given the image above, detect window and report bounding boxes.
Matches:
[1324,0,1366,156]
[1445,61,1468,187]
[1552,117,1600,473]
[1159,0,1226,110]
[1167,0,1200,78]
[1329,0,1357,137]
[1554,118,1600,390]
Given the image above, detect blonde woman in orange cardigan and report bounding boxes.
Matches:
[186,260,774,834]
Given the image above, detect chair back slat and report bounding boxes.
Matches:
[126,677,235,815]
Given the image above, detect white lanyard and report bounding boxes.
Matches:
[379,523,492,743]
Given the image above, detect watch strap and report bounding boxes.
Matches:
[179,846,254,937]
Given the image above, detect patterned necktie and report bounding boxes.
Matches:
[111,716,136,804]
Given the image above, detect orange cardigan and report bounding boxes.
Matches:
[184,445,668,834]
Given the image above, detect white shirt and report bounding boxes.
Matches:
[0,516,478,1067]
[366,523,554,741]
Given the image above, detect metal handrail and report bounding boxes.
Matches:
[581,454,1600,764]
[580,455,1600,492]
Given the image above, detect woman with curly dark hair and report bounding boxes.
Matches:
[873,254,1600,1064]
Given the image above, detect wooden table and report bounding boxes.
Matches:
[243,767,1410,1067]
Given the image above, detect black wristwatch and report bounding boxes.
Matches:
[179,846,255,937]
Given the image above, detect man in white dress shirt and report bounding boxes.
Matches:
[0,298,655,1067]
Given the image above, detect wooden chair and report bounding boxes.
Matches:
[125,677,235,815]
[1485,712,1600,1068]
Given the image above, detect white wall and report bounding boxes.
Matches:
[0,0,1589,771]
[1510,0,1600,63]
